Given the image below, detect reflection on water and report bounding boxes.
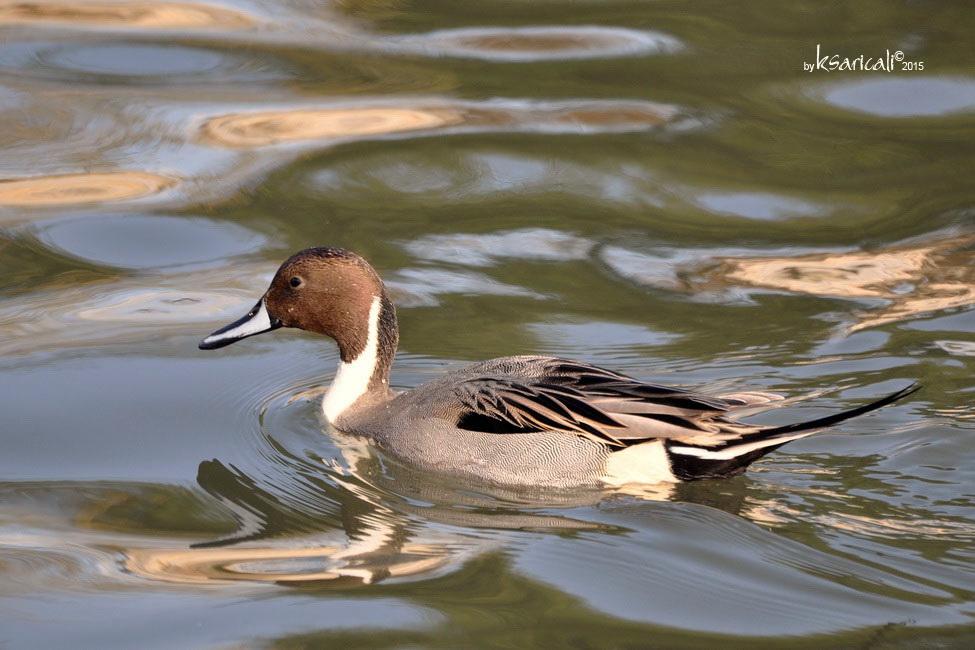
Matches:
[120,423,617,587]
[46,43,226,77]
[201,107,464,148]
[125,542,455,586]
[820,77,975,118]
[394,26,682,61]
[700,231,975,332]
[603,230,975,333]
[0,0,256,29]
[0,171,175,206]
[398,225,975,334]
[37,214,269,270]
[0,41,287,85]
[1,357,972,638]
[385,267,546,307]
[198,99,677,149]
[935,340,975,358]
[2,0,975,645]
[405,228,593,266]
[694,191,823,221]
[0,94,677,216]
[0,260,275,355]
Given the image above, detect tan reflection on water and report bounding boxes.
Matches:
[201,107,464,148]
[198,100,676,149]
[722,250,926,299]
[0,1,255,29]
[819,512,975,538]
[698,232,975,332]
[0,172,175,206]
[125,543,452,586]
[553,107,669,127]
[443,31,617,54]
[745,490,975,540]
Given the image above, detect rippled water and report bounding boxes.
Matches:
[2,1,974,647]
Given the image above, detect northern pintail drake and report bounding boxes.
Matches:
[200,247,919,487]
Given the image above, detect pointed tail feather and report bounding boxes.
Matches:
[666,383,920,480]
[758,382,920,439]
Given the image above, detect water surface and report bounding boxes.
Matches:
[2,1,974,648]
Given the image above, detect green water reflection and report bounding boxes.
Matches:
[1,0,974,647]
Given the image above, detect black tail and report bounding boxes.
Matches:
[758,382,921,438]
[665,383,920,481]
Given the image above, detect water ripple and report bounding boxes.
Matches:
[0,259,276,356]
[0,41,288,85]
[404,228,593,267]
[519,501,970,635]
[124,541,459,586]
[391,25,683,62]
[35,214,269,270]
[818,77,975,118]
[200,106,464,148]
[385,267,547,307]
[0,0,256,30]
[0,92,682,216]
[0,171,175,206]
[196,98,681,149]
[600,228,975,333]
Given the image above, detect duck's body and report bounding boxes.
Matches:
[201,247,918,488]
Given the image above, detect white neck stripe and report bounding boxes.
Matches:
[322,296,381,423]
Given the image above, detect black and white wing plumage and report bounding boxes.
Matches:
[443,356,920,480]
[448,358,753,439]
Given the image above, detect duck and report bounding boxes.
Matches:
[200,247,919,488]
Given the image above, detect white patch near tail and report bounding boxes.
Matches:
[322,296,381,423]
[600,440,678,485]
[667,430,820,460]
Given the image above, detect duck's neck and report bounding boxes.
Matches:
[322,292,398,423]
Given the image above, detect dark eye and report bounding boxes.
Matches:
[289,276,302,288]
